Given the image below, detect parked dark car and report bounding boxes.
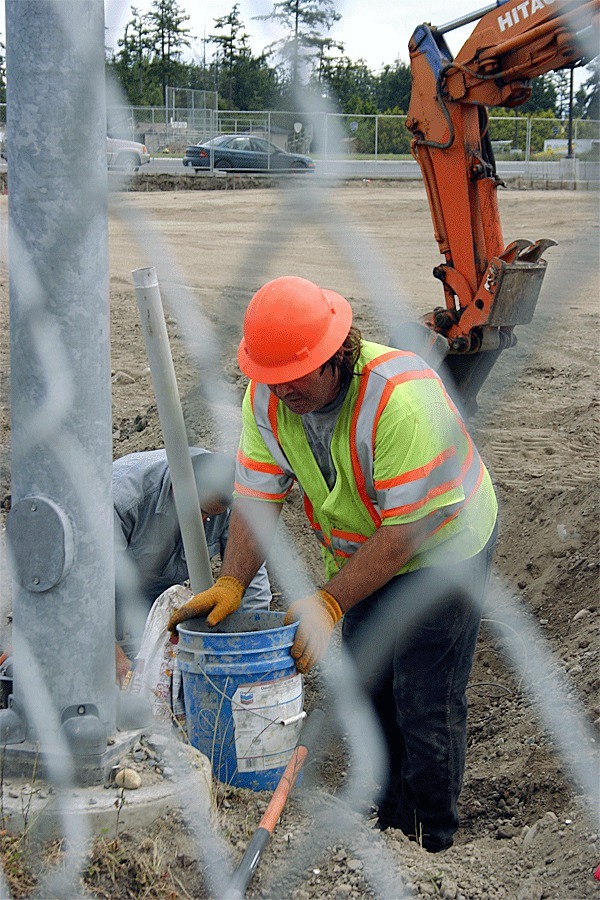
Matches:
[183,134,315,173]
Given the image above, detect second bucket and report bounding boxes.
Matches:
[177,610,304,791]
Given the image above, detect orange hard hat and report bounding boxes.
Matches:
[237,276,353,383]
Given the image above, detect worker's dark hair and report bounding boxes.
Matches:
[191,451,235,508]
[321,325,362,383]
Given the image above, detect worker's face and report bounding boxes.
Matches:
[268,365,340,415]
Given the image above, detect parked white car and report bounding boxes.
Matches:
[107,137,150,172]
[0,134,150,171]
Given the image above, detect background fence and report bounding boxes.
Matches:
[3,100,594,164]
[97,105,600,163]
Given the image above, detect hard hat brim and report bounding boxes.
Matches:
[237,289,353,384]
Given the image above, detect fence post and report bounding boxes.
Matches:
[3,0,123,777]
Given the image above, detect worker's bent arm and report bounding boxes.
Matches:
[221,497,282,589]
[325,519,428,614]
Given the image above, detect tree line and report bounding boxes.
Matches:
[105,0,599,120]
[0,0,597,121]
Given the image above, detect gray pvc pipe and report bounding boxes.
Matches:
[132,267,213,594]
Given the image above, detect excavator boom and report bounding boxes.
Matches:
[400,0,599,413]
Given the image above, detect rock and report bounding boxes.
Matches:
[573,608,591,621]
[114,767,142,790]
[111,370,136,384]
[523,822,540,847]
[517,877,544,900]
[496,823,518,839]
[146,732,170,752]
[347,859,363,871]
[523,811,559,847]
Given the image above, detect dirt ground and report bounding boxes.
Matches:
[0,180,598,898]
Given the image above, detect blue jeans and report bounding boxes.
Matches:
[342,525,497,852]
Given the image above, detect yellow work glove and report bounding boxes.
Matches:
[284,589,343,674]
[167,576,245,632]
[115,643,132,689]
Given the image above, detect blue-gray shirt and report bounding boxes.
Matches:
[113,449,272,616]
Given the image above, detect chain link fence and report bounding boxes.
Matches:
[0,100,597,183]
[53,101,596,164]
[1,15,599,892]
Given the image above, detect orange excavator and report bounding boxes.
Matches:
[398,0,599,413]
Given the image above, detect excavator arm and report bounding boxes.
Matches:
[401,0,599,412]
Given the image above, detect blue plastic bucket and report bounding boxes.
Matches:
[177,610,304,791]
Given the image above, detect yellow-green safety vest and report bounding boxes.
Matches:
[235,341,498,580]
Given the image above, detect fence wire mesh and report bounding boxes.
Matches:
[0,2,599,899]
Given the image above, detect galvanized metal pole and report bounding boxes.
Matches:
[4,1,116,755]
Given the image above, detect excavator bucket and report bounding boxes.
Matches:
[486,239,559,327]
[486,257,550,327]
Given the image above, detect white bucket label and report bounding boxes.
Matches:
[232,673,304,773]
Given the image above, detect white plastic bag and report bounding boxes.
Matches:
[126,583,192,725]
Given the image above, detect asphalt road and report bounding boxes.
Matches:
[141,156,599,182]
[1,156,596,183]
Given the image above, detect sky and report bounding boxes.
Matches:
[103,0,488,72]
[0,1,591,87]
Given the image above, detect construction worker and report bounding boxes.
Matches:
[113,448,271,682]
[168,277,498,853]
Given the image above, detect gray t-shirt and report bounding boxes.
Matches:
[113,449,271,635]
[301,379,351,489]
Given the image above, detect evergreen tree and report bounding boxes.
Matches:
[549,69,572,118]
[309,35,345,86]
[210,4,251,108]
[322,57,375,112]
[110,7,153,106]
[232,53,281,110]
[577,59,599,120]
[145,0,192,107]
[519,72,557,115]
[374,61,411,113]
[256,0,341,97]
